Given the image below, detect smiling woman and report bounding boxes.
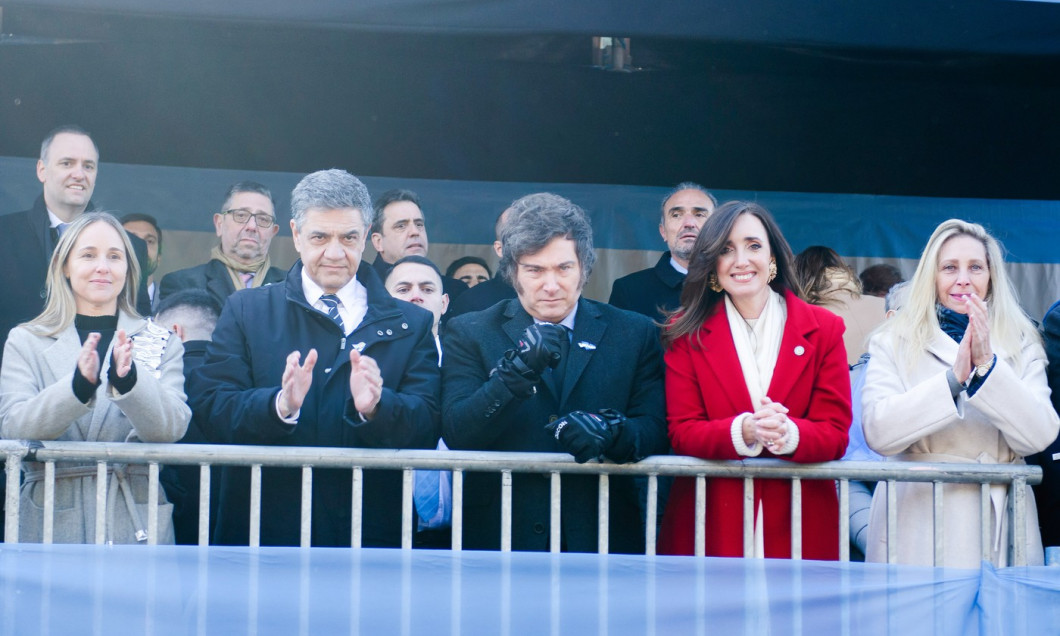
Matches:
[0,212,190,545]
[861,219,1060,567]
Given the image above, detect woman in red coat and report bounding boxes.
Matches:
[658,201,851,559]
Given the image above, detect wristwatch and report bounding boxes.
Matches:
[974,354,996,378]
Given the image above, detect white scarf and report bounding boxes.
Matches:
[726,291,787,408]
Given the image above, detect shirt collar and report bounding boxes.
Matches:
[46,209,66,228]
[532,302,578,331]
[300,266,366,312]
[669,256,689,275]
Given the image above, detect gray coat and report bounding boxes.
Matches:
[862,329,1059,567]
[0,313,190,544]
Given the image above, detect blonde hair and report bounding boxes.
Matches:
[25,212,140,336]
[879,218,1037,369]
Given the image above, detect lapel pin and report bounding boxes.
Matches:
[794,345,805,356]
[352,342,366,352]
[577,341,596,351]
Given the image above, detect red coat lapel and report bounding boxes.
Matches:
[768,290,820,404]
[695,307,754,414]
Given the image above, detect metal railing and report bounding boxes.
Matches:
[0,439,1043,566]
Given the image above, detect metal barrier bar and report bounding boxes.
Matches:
[451,469,463,551]
[980,483,990,563]
[95,461,106,545]
[350,467,363,548]
[1012,476,1027,566]
[249,464,261,548]
[791,477,802,560]
[300,466,313,549]
[743,477,754,558]
[645,474,658,557]
[148,462,160,546]
[500,470,512,553]
[598,474,609,555]
[43,461,55,544]
[549,472,561,554]
[199,464,211,547]
[401,468,413,550]
[1,441,1045,569]
[694,475,706,558]
[933,481,944,566]
[838,479,850,562]
[886,479,897,565]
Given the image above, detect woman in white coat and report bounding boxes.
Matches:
[0,212,190,544]
[862,219,1058,567]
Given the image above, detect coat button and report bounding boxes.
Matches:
[532,522,545,534]
[794,345,805,356]
[386,329,393,335]
[377,330,384,336]
[402,323,408,329]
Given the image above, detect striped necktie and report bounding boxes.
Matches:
[319,294,345,332]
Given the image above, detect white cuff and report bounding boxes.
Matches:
[773,417,800,455]
[275,391,300,424]
[731,413,763,457]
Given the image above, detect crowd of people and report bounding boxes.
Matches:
[2,125,1059,568]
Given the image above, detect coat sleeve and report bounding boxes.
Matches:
[963,339,1059,456]
[187,296,293,444]
[603,320,669,462]
[861,332,965,455]
[111,335,191,443]
[665,334,748,460]
[0,328,92,440]
[343,317,440,449]
[787,315,851,463]
[441,315,525,450]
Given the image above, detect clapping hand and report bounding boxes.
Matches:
[278,349,318,419]
[349,349,383,419]
[78,332,102,385]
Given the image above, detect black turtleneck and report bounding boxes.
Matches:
[72,314,137,402]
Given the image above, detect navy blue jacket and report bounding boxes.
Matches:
[442,297,667,553]
[608,251,685,325]
[188,260,440,547]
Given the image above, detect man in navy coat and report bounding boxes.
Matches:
[608,182,716,324]
[189,169,440,547]
[442,193,667,553]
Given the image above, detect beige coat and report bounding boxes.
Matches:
[0,313,190,544]
[815,271,886,365]
[861,329,1058,567]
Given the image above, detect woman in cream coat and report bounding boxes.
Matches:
[862,219,1058,567]
[0,213,189,544]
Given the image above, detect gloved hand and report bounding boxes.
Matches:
[545,408,625,463]
[492,350,542,399]
[516,323,565,375]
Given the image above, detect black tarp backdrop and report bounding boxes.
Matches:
[1,1,1059,199]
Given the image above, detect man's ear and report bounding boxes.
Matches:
[493,240,503,259]
[371,232,384,253]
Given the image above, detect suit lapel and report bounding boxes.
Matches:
[697,308,754,414]
[205,260,236,302]
[768,293,817,403]
[561,300,605,406]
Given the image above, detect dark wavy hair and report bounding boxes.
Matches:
[662,201,801,348]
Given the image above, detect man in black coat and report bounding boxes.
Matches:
[188,170,440,547]
[1031,299,1060,548]
[608,182,716,323]
[159,181,287,309]
[370,188,468,301]
[442,193,667,553]
[0,125,153,355]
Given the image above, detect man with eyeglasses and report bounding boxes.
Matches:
[159,181,287,309]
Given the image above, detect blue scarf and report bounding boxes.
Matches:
[937,305,969,344]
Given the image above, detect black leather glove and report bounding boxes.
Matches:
[516,323,564,375]
[492,350,542,399]
[546,408,625,463]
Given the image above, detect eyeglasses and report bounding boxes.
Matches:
[222,208,276,228]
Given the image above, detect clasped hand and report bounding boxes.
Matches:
[742,396,790,451]
[953,293,993,384]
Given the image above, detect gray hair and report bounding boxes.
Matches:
[222,180,276,212]
[884,280,911,313]
[660,181,716,220]
[498,193,595,288]
[290,169,373,231]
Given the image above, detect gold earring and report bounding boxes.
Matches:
[767,258,777,283]
[708,272,723,293]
